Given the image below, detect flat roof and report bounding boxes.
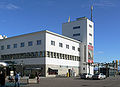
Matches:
[0,30,81,43]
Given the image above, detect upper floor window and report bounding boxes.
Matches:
[72,46,75,50]
[51,40,55,46]
[78,48,80,52]
[89,43,92,45]
[28,41,33,46]
[89,24,92,28]
[59,43,63,47]
[73,33,80,36]
[73,26,80,29]
[7,45,10,49]
[37,40,41,45]
[1,46,4,50]
[89,33,92,36]
[13,44,17,48]
[66,44,69,49]
[20,42,25,47]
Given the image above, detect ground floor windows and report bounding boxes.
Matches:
[48,68,58,75]
[1,51,80,61]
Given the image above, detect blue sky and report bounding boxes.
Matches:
[0,0,120,63]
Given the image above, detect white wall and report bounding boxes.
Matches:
[0,32,45,55]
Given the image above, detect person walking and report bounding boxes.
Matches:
[14,72,20,87]
[0,71,5,87]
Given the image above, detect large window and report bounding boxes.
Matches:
[48,68,58,75]
[20,42,25,47]
[51,40,55,46]
[73,26,80,29]
[13,44,17,48]
[28,41,33,46]
[1,46,4,50]
[73,33,80,36]
[7,45,10,49]
[37,40,41,45]
[59,43,63,47]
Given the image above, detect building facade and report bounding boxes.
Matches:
[0,17,94,77]
[62,17,94,74]
[0,30,81,77]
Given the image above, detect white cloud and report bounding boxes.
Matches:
[0,3,20,10]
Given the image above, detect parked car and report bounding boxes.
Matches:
[92,73,106,80]
[80,73,92,79]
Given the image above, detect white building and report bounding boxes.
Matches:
[0,30,81,77]
[0,17,94,76]
[62,17,94,74]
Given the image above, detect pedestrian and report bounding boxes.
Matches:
[0,71,5,87]
[14,72,20,87]
[37,73,40,83]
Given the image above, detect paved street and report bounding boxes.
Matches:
[5,76,120,87]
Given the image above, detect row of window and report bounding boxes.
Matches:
[1,40,41,50]
[1,51,80,61]
[51,40,80,51]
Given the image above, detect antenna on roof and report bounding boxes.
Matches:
[91,5,93,21]
[68,16,70,22]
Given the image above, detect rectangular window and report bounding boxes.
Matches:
[59,43,63,47]
[37,40,41,45]
[72,46,75,50]
[89,33,92,36]
[89,43,92,45]
[66,44,69,49]
[73,26,80,29]
[13,44,17,48]
[28,41,33,46]
[78,48,80,52]
[89,24,92,28]
[51,40,55,46]
[1,46,4,50]
[73,33,80,36]
[7,45,10,49]
[20,42,25,47]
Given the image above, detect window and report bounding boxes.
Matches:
[20,42,25,47]
[89,43,92,45]
[89,24,92,28]
[78,48,80,52]
[51,40,55,46]
[28,41,33,46]
[72,46,75,50]
[37,40,41,45]
[1,46,4,50]
[73,26,80,29]
[7,45,10,49]
[89,33,92,36]
[59,43,63,47]
[66,44,69,49]
[13,44,17,48]
[73,33,80,36]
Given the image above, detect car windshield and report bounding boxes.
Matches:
[95,74,99,75]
